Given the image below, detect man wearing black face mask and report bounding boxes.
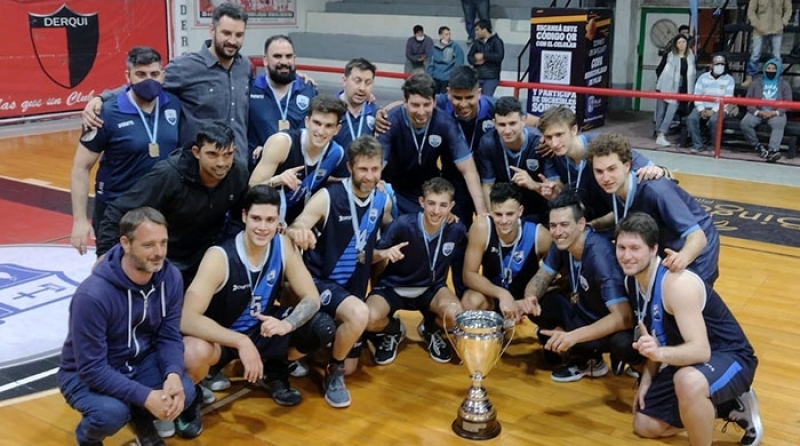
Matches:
[248,35,318,169]
[740,58,792,163]
[686,54,735,153]
[71,46,181,257]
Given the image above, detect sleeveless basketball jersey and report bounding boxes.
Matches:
[627,264,754,356]
[276,129,345,223]
[204,232,284,333]
[480,216,540,298]
[304,181,388,298]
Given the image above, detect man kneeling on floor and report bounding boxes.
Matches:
[58,207,196,446]
[180,185,334,429]
[616,212,762,446]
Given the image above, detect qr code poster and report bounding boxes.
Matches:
[540,51,572,85]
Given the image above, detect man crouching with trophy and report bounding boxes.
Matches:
[453,183,551,439]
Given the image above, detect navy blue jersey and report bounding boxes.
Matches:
[627,265,754,356]
[475,127,550,219]
[204,233,284,332]
[480,216,541,299]
[333,97,378,178]
[275,129,345,223]
[435,94,496,182]
[304,181,388,299]
[83,89,180,203]
[376,213,467,288]
[542,228,628,323]
[613,174,719,282]
[247,75,318,155]
[545,133,653,221]
[378,106,472,202]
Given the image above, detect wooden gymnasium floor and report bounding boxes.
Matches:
[1,125,800,446]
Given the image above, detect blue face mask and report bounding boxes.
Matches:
[130,79,163,102]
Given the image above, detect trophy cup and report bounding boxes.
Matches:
[446,310,514,440]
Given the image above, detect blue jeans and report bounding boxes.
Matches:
[479,78,499,97]
[461,0,490,41]
[654,100,680,135]
[58,353,195,444]
[687,108,720,151]
[747,33,782,76]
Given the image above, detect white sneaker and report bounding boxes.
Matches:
[726,387,763,445]
[655,135,671,147]
[199,384,216,404]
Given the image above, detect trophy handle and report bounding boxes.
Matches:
[492,320,516,369]
[442,302,460,353]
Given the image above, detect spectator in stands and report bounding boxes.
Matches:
[468,20,504,97]
[428,26,466,94]
[742,0,791,87]
[740,58,792,163]
[461,0,490,46]
[658,24,693,56]
[654,34,695,147]
[405,25,434,74]
[686,54,735,153]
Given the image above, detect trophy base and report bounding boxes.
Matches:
[451,417,501,440]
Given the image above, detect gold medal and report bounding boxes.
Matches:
[357,250,366,264]
[148,143,160,158]
[570,292,580,305]
[278,119,290,131]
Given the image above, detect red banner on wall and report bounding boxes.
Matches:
[0,0,171,120]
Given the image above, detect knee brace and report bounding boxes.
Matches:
[290,312,336,354]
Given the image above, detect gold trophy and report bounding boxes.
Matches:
[446,310,514,440]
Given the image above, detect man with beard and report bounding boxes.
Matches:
[71,46,180,257]
[58,207,197,446]
[96,122,249,287]
[287,136,395,408]
[615,212,761,446]
[249,95,347,224]
[83,3,253,164]
[586,134,719,285]
[248,35,319,168]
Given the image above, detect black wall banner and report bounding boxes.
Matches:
[527,8,613,131]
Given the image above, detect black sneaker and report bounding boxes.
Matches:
[766,150,782,163]
[174,387,203,439]
[610,354,625,376]
[372,318,406,365]
[127,407,165,446]
[725,387,763,445]
[257,376,303,406]
[416,322,451,363]
[755,144,769,159]
[551,358,609,383]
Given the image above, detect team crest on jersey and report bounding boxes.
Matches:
[482,120,495,132]
[652,303,661,321]
[428,135,442,148]
[266,269,278,286]
[320,289,332,306]
[368,208,379,224]
[512,250,524,264]
[80,125,97,143]
[0,244,95,369]
[164,109,177,126]
[314,168,328,182]
[296,95,310,111]
[526,159,539,171]
[442,242,455,256]
[366,115,376,130]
